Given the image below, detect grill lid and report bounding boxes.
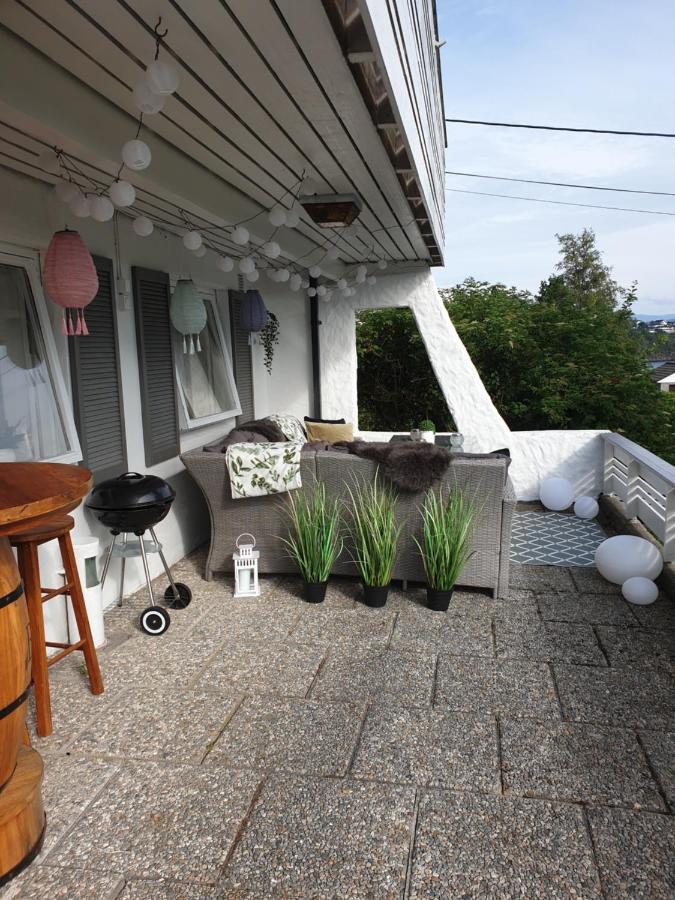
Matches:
[86,472,175,511]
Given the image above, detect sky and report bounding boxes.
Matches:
[434,0,674,313]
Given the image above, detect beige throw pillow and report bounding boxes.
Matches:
[305,421,354,443]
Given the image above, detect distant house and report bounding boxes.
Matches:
[651,362,675,391]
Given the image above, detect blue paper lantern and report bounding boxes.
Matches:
[239,290,268,335]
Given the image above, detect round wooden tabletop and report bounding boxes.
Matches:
[0,463,92,538]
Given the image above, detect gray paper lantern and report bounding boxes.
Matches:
[170,278,207,354]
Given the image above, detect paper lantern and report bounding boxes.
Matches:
[69,192,91,218]
[122,139,151,171]
[268,206,287,227]
[263,240,280,259]
[43,230,98,336]
[621,576,658,606]
[316,284,327,297]
[289,273,302,291]
[285,206,300,227]
[239,256,255,275]
[574,496,599,519]
[182,230,202,251]
[367,275,377,285]
[277,268,290,282]
[216,255,234,272]
[170,278,207,354]
[378,259,387,270]
[193,245,207,258]
[246,270,260,283]
[146,59,180,95]
[133,215,153,236]
[90,196,115,222]
[309,265,321,278]
[595,535,663,585]
[232,226,249,245]
[133,79,165,114]
[239,290,268,335]
[109,180,136,207]
[539,477,574,511]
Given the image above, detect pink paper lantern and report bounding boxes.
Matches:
[43,229,98,336]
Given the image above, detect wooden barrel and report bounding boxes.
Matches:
[0,539,30,792]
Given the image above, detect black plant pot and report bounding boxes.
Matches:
[426,587,454,612]
[362,583,390,608]
[303,580,328,603]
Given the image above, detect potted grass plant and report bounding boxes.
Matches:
[281,481,342,603]
[346,473,402,607]
[419,419,436,444]
[415,488,477,611]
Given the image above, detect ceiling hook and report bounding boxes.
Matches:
[153,17,169,40]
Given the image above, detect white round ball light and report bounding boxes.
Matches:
[109,180,136,207]
[301,277,309,289]
[574,496,599,520]
[268,206,287,227]
[182,230,202,251]
[539,477,574,511]
[277,268,290,282]
[621,576,658,606]
[232,226,249,246]
[193,245,207,258]
[307,286,317,297]
[595,535,663,585]
[316,284,327,297]
[289,273,302,291]
[90,195,115,222]
[216,255,234,272]
[146,59,180,96]
[263,240,281,259]
[239,256,255,274]
[246,269,259,283]
[132,215,153,237]
[69,192,91,218]
[367,274,377,285]
[377,259,387,270]
[122,139,151,171]
[309,265,321,278]
[133,79,165,114]
[285,206,300,227]
[337,278,347,290]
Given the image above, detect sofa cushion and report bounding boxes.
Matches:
[305,421,354,442]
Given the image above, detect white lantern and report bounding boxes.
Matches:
[289,273,302,291]
[309,265,322,278]
[268,206,287,227]
[133,215,153,237]
[277,268,290,282]
[232,226,249,245]
[595,535,663,585]
[285,205,300,227]
[54,180,79,203]
[308,286,317,297]
[239,256,255,274]
[539,477,574,511]
[233,533,260,597]
[246,269,259,282]
[193,245,207,258]
[301,277,310,289]
[355,270,366,284]
[122,139,152,171]
[146,59,180,96]
[267,268,279,281]
[109,180,136,207]
[316,284,327,297]
[69,192,91,218]
[326,245,340,260]
[574,496,599,519]
[356,264,367,278]
[621,576,658,606]
[90,195,115,222]
[133,79,165,114]
[183,230,202,251]
[337,278,347,290]
[378,259,387,270]
[263,240,281,259]
[367,274,377,285]
[216,255,234,272]
[322,290,333,303]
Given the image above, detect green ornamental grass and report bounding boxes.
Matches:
[415,488,477,590]
[346,472,402,587]
[281,481,342,583]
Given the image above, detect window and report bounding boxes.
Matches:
[0,248,81,464]
[172,285,240,429]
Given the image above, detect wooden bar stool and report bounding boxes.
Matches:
[10,515,103,737]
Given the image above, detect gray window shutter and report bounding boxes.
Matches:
[228,290,255,423]
[69,256,128,482]
[132,266,180,466]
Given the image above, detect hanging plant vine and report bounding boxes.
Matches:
[260,311,280,375]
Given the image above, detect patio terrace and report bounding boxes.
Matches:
[3,545,673,899]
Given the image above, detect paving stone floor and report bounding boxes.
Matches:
[2,550,673,898]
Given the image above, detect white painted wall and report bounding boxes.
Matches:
[0,166,312,626]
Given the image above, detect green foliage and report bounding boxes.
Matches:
[345,472,402,587]
[260,311,279,375]
[414,488,477,590]
[419,419,436,432]
[281,481,342,583]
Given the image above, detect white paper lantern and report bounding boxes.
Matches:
[367,274,377,285]
[301,277,309,289]
[170,278,206,354]
[355,270,366,284]
[246,269,259,282]
[263,240,281,259]
[378,259,387,270]
[285,206,300,227]
[595,535,663,585]
[574,496,599,520]
[54,180,79,203]
[337,278,347,290]
[193,245,207,258]
[182,230,202,251]
[323,290,333,303]
[326,245,340,260]
[308,286,317,297]
[90,195,115,222]
[277,268,290,282]
[268,206,287,227]
[356,264,368,278]
[132,215,153,237]
[133,79,165,114]
[232,226,249,246]
[69,192,91,218]
[316,284,327,297]
[289,273,302,291]
[267,268,279,282]
[309,265,321,278]
[38,149,60,174]
[622,576,659,606]
[146,59,180,96]
[109,180,136,207]
[239,256,255,274]
[122,139,152,171]
[216,255,234,272]
[539,477,574,511]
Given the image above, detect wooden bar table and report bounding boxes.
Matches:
[0,462,91,886]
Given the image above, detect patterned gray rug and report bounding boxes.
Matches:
[510,510,606,567]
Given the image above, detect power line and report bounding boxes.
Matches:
[445,170,675,198]
[445,187,675,216]
[445,117,675,138]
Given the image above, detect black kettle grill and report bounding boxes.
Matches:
[86,472,192,635]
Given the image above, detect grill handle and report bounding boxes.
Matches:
[118,473,144,480]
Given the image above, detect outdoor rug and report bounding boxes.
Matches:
[510,510,606,566]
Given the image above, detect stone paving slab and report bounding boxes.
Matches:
[596,625,675,672]
[501,719,665,810]
[629,596,675,631]
[0,866,123,899]
[587,807,675,899]
[570,567,621,595]
[495,619,607,665]
[218,775,415,897]
[639,731,675,812]
[119,879,218,898]
[537,590,639,625]
[555,664,675,730]
[509,564,576,592]
[350,706,500,793]
[289,605,396,648]
[390,607,494,657]
[46,764,260,883]
[68,685,242,763]
[434,656,561,719]
[409,792,601,899]
[194,640,325,698]
[208,697,364,776]
[310,648,436,706]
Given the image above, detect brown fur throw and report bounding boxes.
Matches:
[238,418,287,442]
[334,441,451,492]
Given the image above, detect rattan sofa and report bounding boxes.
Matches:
[182,446,515,598]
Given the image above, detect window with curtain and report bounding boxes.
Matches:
[0,257,80,462]
[172,287,240,429]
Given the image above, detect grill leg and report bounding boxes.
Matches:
[119,533,127,604]
[137,532,154,605]
[150,528,179,601]
[100,533,117,587]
